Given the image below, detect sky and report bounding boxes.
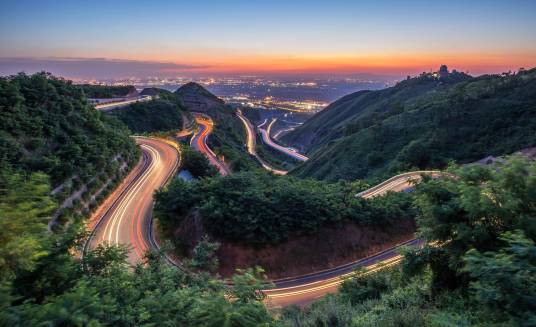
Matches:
[1,0,535,79]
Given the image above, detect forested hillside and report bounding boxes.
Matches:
[280,158,536,326]
[0,73,275,326]
[155,171,414,246]
[78,84,138,98]
[285,68,536,181]
[175,82,259,171]
[110,99,184,133]
[0,73,138,186]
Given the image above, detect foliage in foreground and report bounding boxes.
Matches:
[0,169,273,326]
[279,158,536,326]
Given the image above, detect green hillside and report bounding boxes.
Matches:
[0,73,138,186]
[109,99,184,133]
[139,87,173,97]
[286,68,536,181]
[78,84,138,98]
[175,82,259,171]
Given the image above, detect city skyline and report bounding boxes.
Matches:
[1,0,536,78]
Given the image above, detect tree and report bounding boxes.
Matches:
[0,168,55,282]
[412,158,536,293]
[462,230,536,324]
[181,145,218,178]
[227,267,272,304]
[187,235,220,273]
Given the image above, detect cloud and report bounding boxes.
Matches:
[0,57,209,79]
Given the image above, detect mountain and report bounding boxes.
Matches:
[284,67,536,181]
[176,82,258,171]
[174,82,224,112]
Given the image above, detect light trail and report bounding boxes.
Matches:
[236,110,287,175]
[94,96,152,111]
[261,171,448,307]
[259,118,309,162]
[190,113,230,176]
[87,137,179,265]
[86,135,443,307]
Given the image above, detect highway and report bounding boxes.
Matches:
[86,137,179,265]
[357,170,444,199]
[259,118,309,162]
[84,134,440,307]
[190,113,230,176]
[263,170,444,308]
[94,95,152,112]
[236,110,287,175]
[264,239,422,308]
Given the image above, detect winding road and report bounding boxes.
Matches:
[190,113,230,176]
[94,96,153,112]
[85,134,438,307]
[259,118,309,162]
[236,110,287,175]
[265,239,423,308]
[86,137,179,265]
[263,170,446,307]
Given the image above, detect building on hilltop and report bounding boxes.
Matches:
[439,65,449,78]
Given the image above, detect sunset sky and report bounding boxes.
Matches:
[1,0,535,78]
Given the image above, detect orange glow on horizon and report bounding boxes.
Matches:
[123,50,536,75]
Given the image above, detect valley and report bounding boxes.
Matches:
[2,66,535,326]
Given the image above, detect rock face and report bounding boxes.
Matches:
[174,82,224,112]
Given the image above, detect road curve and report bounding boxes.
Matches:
[259,118,309,162]
[87,137,179,265]
[263,171,445,308]
[86,136,440,306]
[94,96,153,112]
[190,113,230,176]
[236,110,287,175]
[357,170,444,199]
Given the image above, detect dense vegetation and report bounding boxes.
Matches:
[110,99,184,133]
[0,178,273,326]
[0,75,275,326]
[279,157,536,326]
[154,171,415,246]
[174,82,259,172]
[139,87,173,97]
[2,72,535,325]
[180,144,218,178]
[78,84,137,98]
[255,135,299,171]
[0,73,138,186]
[206,106,260,172]
[285,68,536,181]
